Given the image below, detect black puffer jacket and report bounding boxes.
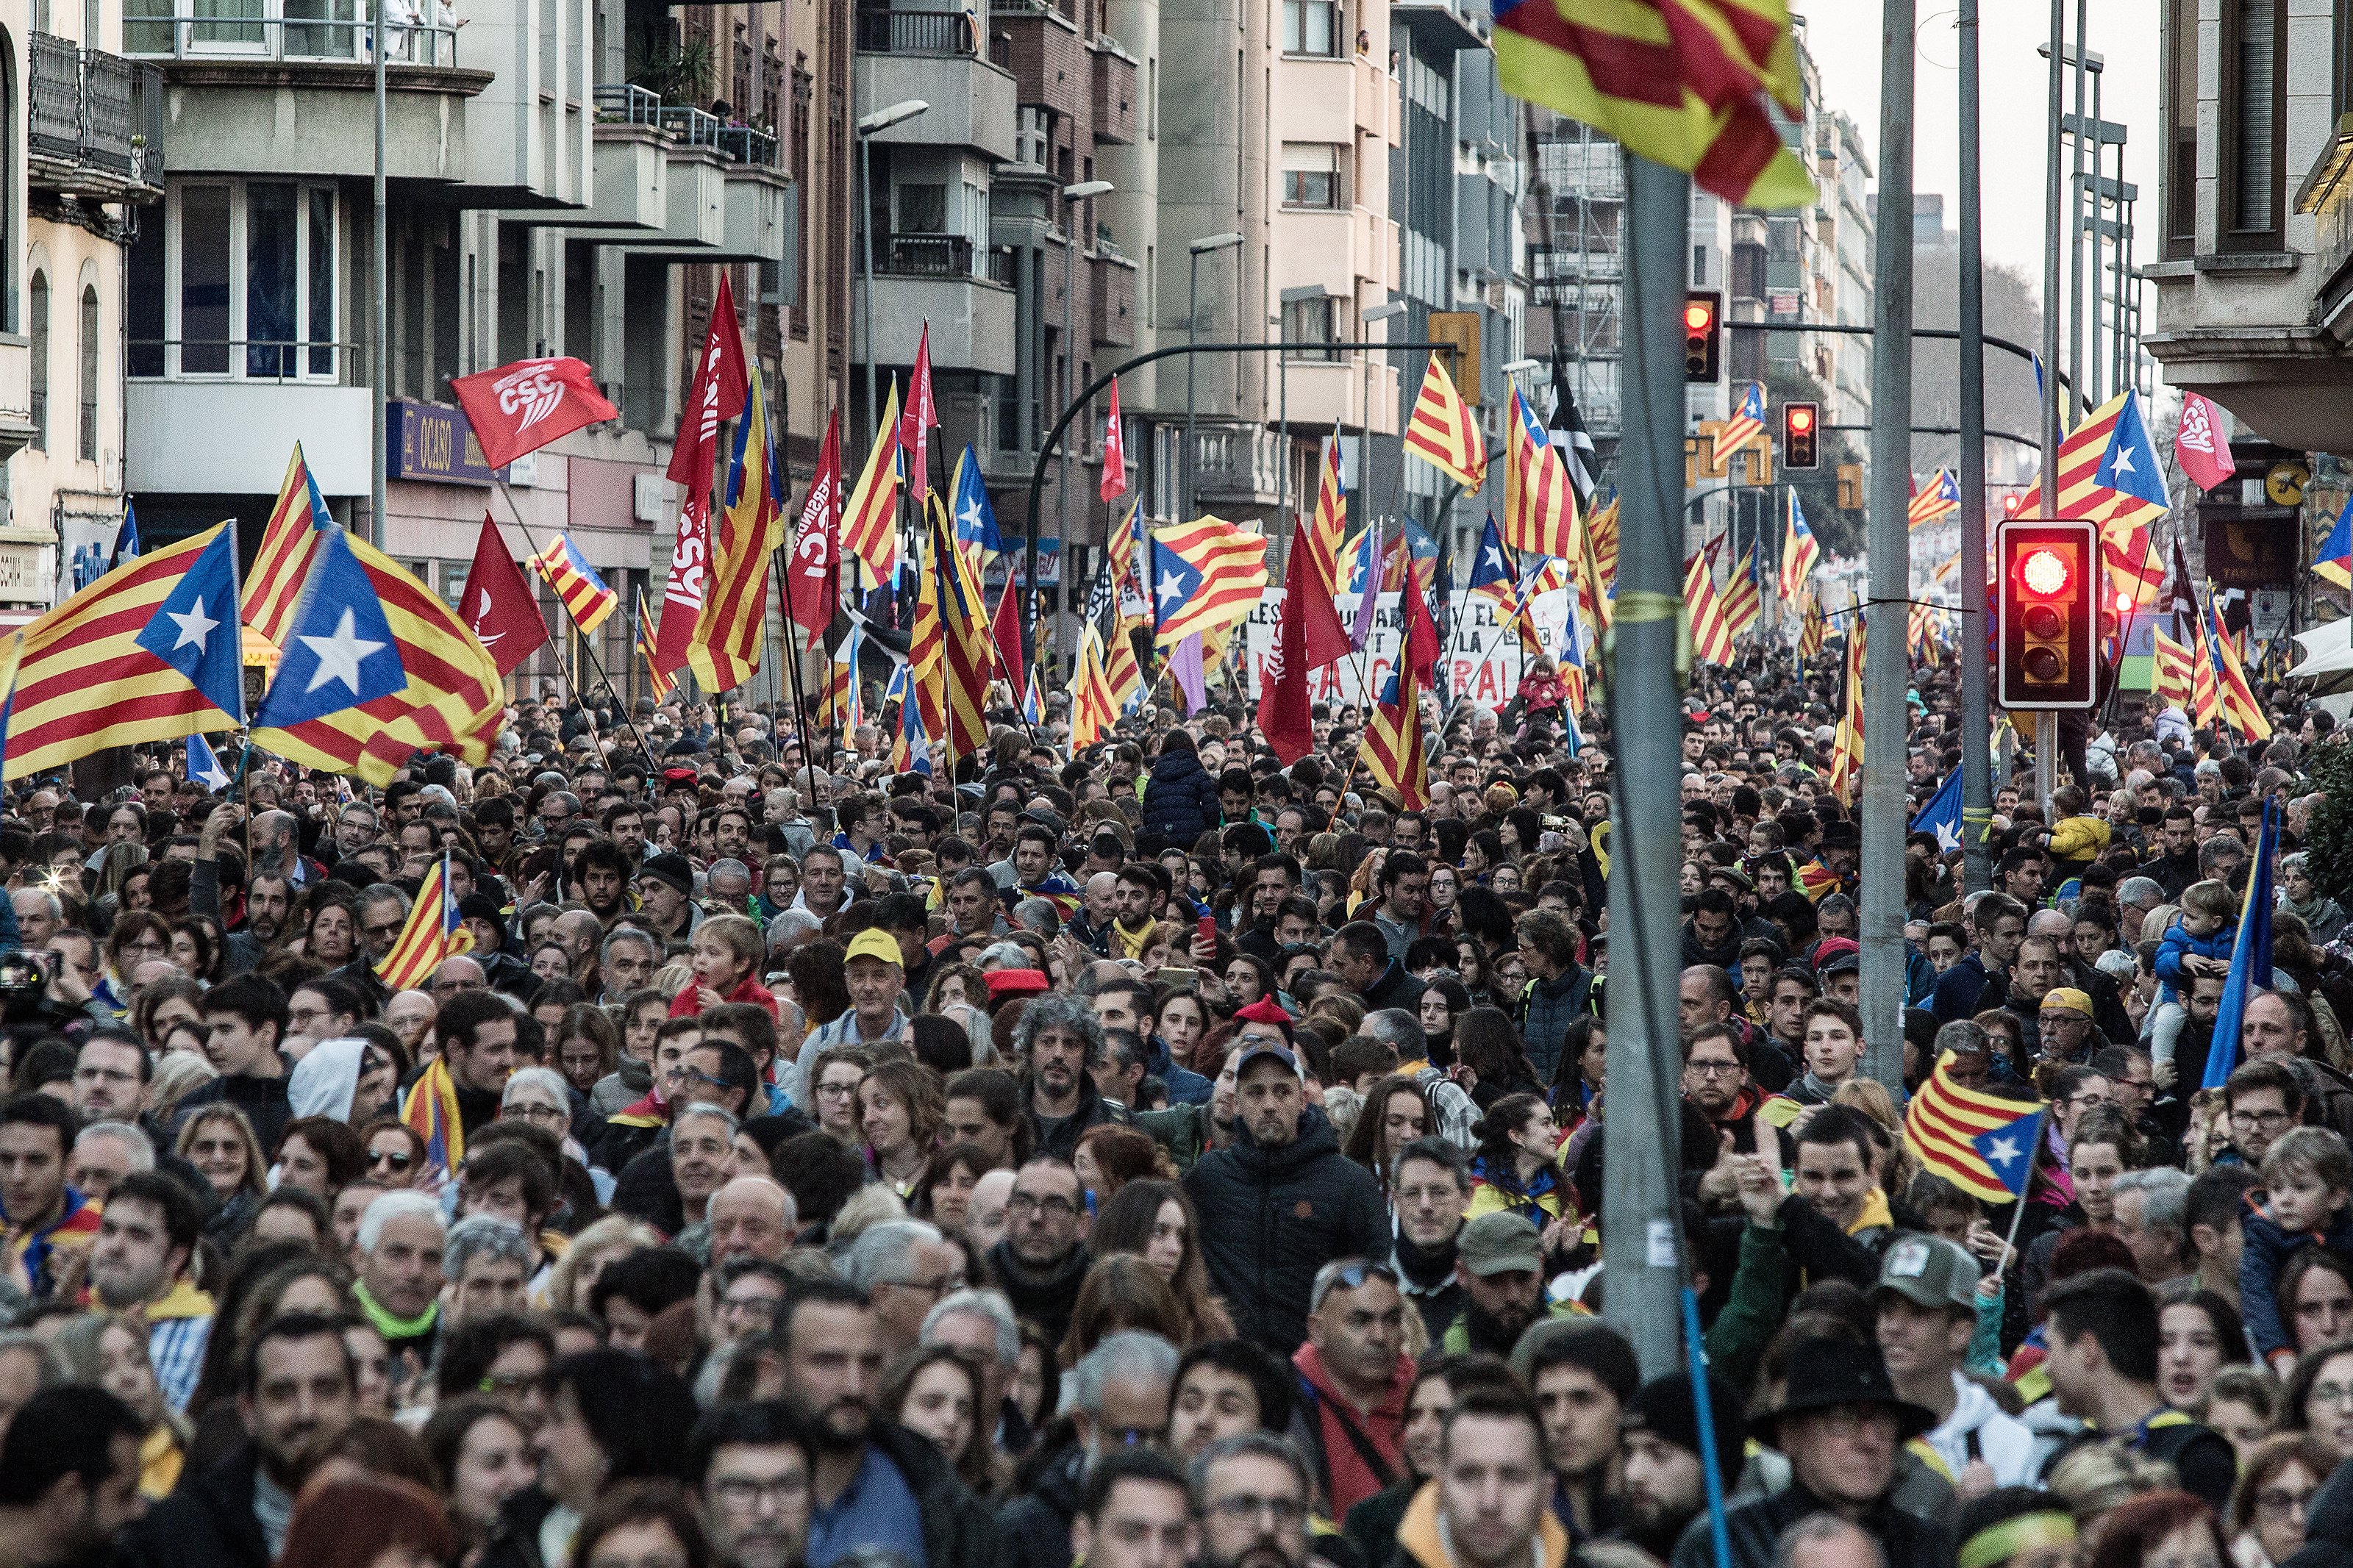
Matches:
[1670,1478,1952,1568]
[1140,748,1221,851]
[113,1442,271,1568]
[1184,1108,1390,1353]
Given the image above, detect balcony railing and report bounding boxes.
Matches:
[856,7,977,55]
[29,32,163,183]
[593,82,780,167]
[877,234,976,277]
[124,4,458,67]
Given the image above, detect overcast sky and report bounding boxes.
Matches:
[1793,1,2163,388]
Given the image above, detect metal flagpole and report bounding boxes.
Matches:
[490,479,658,765]
[1957,0,1994,894]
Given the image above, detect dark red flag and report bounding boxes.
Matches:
[462,513,550,676]
[991,577,1026,694]
[1101,377,1127,502]
[450,357,621,469]
[784,411,843,634]
[654,496,710,676]
[1258,537,1314,764]
[665,273,751,493]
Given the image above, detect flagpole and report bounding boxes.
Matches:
[1995,1109,2046,1284]
[489,479,659,767]
[768,548,817,777]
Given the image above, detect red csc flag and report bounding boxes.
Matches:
[654,497,710,677]
[666,274,750,494]
[1257,533,1315,764]
[1101,377,1127,502]
[2174,391,2236,493]
[784,411,844,634]
[461,514,549,676]
[451,357,620,469]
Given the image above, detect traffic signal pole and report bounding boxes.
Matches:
[1860,0,1915,1092]
[1958,0,1994,893]
[2039,0,2065,812]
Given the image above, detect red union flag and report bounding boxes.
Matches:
[1101,377,1128,502]
[654,496,710,676]
[451,357,620,469]
[461,514,549,676]
[2174,391,2235,493]
[785,411,844,634]
[665,274,750,493]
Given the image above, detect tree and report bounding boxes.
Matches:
[1909,248,2047,486]
[1763,360,1863,557]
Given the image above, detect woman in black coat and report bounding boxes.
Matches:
[1139,729,1221,853]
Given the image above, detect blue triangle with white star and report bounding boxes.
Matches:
[2097,393,2169,509]
[186,730,233,791]
[1970,1109,2044,1198]
[134,523,246,722]
[1148,537,1203,627]
[254,527,406,728]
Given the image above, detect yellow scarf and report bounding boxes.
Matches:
[1848,1187,1893,1236]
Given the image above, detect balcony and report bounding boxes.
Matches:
[1090,40,1135,146]
[1390,0,1488,51]
[861,254,1016,375]
[1091,249,1135,346]
[854,10,1017,162]
[29,32,165,198]
[1188,423,1283,506]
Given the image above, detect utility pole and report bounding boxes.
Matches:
[1860,0,1914,1092]
[2038,0,2064,812]
[1957,0,1993,892]
[2068,0,2088,420]
[1600,154,1690,1381]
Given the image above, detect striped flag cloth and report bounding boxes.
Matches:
[1797,592,1824,662]
[376,853,474,992]
[636,594,674,701]
[1908,601,1942,666]
[1402,354,1486,489]
[530,534,620,636]
[246,444,332,648]
[819,626,864,731]
[1504,385,1579,559]
[1907,468,1960,529]
[1104,616,1146,711]
[1720,546,1761,638]
[2053,391,2169,607]
[2188,604,2224,728]
[1902,1052,2047,1204]
[1714,382,1766,466]
[1068,627,1119,749]
[2208,601,2273,740]
[840,384,903,579]
[1586,495,1618,587]
[1295,438,1356,668]
[1827,620,1865,801]
[891,673,932,775]
[2153,625,2193,709]
[402,1056,466,1183]
[1150,516,1268,648]
[1684,549,1735,666]
[1357,565,1438,810]
[2319,497,2353,590]
[927,498,993,765]
[1779,495,1821,600]
[690,361,785,692]
[1492,0,1815,209]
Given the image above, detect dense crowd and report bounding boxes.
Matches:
[0,657,2349,1568]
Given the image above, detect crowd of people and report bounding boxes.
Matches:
[0,664,2347,1568]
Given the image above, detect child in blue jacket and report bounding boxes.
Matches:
[2239,1125,2353,1368]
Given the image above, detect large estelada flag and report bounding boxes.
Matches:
[1903,1051,2046,1204]
[246,445,331,648]
[1150,516,1268,648]
[1493,0,1814,207]
[1503,385,1578,560]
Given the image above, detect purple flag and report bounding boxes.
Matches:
[1349,522,1383,651]
[1172,634,1207,714]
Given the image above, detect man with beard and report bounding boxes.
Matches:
[1615,1372,1745,1559]
[1391,1139,1474,1339]
[115,1312,355,1567]
[1511,1319,1638,1543]
[774,1279,1003,1568]
[998,1332,1179,1568]
[87,1173,213,1413]
[0,1386,148,1568]
[1441,1213,1577,1356]
[1017,995,1131,1160]
[692,1401,818,1568]
[1393,1388,1563,1568]
[987,1157,1093,1350]
[1069,1450,1196,1568]
[1293,1261,1412,1520]
[1191,1433,1314,1568]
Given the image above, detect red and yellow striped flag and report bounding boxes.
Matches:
[1827,620,1865,801]
[840,384,902,579]
[1684,549,1735,666]
[2153,625,2192,710]
[2208,604,2272,740]
[1797,592,1824,662]
[1296,438,1356,668]
[1402,354,1486,489]
[245,444,329,648]
[1504,386,1579,560]
[2188,608,2224,728]
[1903,1052,2047,1205]
[1357,566,1438,810]
[1104,617,1146,711]
[376,854,475,992]
[1586,496,1618,587]
[926,497,992,765]
[636,595,674,701]
[529,534,620,636]
[1719,547,1760,639]
[1069,627,1119,749]
[1493,0,1815,209]
[689,361,783,692]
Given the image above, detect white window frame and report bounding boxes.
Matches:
[158,177,340,382]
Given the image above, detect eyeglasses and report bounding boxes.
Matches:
[2230,1109,2293,1131]
[2257,1488,2316,1520]
[679,1067,740,1093]
[363,920,405,940]
[710,1475,811,1509]
[2307,1381,2353,1408]
[505,1101,569,1125]
[1207,1495,1307,1527]
[882,1272,965,1301]
[1007,1192,1079,1220]
[479,1370,553,1398]
[1685,1059,1743,1078]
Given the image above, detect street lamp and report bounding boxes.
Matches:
[1359,298,1406,538]
[1055,179,1115,651]
[857,98,929,452]
[1184,232,1243,523]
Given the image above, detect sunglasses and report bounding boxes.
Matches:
[368,1148,415,1170]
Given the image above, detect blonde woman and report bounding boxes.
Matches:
[53,1312,188,1498]
[175,1104,266,1244]
[544,1214,663,1312]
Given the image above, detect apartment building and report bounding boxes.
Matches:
[1813,107,1870,428]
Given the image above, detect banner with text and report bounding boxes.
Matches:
[1241,587,1577,707]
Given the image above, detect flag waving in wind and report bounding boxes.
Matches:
[1402,354,1486,489]
[2202,798,2279,1091]
[2320,497,2352,590]
[1779,494,1821,601]
[1715,382,1766,465]
[450,357,620,469]
[1904,1052,2046,1204]
[376,853,475,992]
[529,534,620,635]
[1911,768,1964,855]
[185,731,233,792]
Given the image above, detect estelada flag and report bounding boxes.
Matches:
[246,445,331,649]
[461,514,549,676]
[376,853,474,992]
[1101,378,1129,503]
[451,357,620,469]
[666,273,749,494]
[1903,1051,2046,1205]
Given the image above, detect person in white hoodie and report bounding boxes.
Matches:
[1871,1232,2039,1490]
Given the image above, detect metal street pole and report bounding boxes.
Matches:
[1361,300,1406,534]
[2068,0,2088,420]
[2088,62,2104,408]
[2038,0,2064,812]
[1600,154,1688,1382]
[1057,181,1115,655]
[1184,233,1243,525]
[1958,0,1993,893]
[854,100,929,454]
[371,0,385,545]
[1860,0,1915,1092]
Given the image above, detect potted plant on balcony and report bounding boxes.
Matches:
[627,37,712,106]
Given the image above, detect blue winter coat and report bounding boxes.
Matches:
[1140,749,1221,851]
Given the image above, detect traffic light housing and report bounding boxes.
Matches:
[1782,401,1818,469]
[1684,291,1721,384]
[1996,519,2099,709]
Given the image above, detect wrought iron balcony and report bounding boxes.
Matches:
[29,31,164,193]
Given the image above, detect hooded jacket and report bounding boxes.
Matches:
[1917,1372,2038,1488]
[1184,1107,1392,1353]
[1393,1475,1569,1568]
[1140,748,1221,850]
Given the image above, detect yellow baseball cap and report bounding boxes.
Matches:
[845,928,904,967]
[2040,987,2093,1018]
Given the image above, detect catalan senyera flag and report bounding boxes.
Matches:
[636,593,674,701]
[690,362,785,693]
[1586,495,1619,587]
[1068,627,1118,749]
[1150,516,1268,648]
[2153,625,2193,709]
[1492,0,1815,210]
[1797,592,1824,662]
[928,498,993,764]
[529,534,621,636]
[1503,385,1579,560]
[1903,1052,2047,1204]
[376,853,475,992]
[1357,565,1438,810]
[249,526,505,787]
[2188,606,2224,728]
[2054,390,2170,608]
[2208,601,2273,740]
[1779,494,1821,601]
[908,520,950,741]
[1296,438,1357,669]
[1715,382,1766,466]
[1719,546,1761,638]
[840,385,903,579]
[1907,468,1960,529]
[1827,620,1866,801]
[1402,354,1487,489]
[246,444,331,648]
[1684,548,1735,666]
[402,1054,466,1183]
[2,523,247,780]
[1908,601,1943,667]
[1104,617,1146,711]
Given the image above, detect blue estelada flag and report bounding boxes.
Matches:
[185,731,232,792]
[251,527,406,731]
[892,673,931,775]
[1468,515,1519,612]
[950,445,1004,562]
[2202,796,2279,1092]
[1022,668,1043,726]
[2319,495,2353,590]
[111,504,142,568]
[1910,768,1964,855]
[2095,390,2171,512]
[1969,1110,2047,1200]
[132,522,250,725]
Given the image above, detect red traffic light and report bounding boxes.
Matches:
[1684,300,1714,332]
[2019,548,2071,597]
[1788,406,1813,434]
[1996,520,2098,710]
[1685,291,1722,384]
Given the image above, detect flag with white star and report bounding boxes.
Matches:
[1909,767,1964,856]
[254,528,407,730]
[1902,1049,2047,1203]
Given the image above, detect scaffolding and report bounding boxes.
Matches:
[1525,112,1623,443]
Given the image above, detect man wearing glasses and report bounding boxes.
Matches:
[1193,1433,1314,1568]
[693,1397,817,1568]
[999,1332,1179,1568]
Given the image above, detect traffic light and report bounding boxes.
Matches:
[1996,518,2099,709]
[1782,401,1818,469]
[2002,493,2026,519]
[1684,290,1721,384]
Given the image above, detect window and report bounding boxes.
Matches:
[2165,0,2198,257]
[27,273,46,451]
[0,34,15,334]
[1282,143,1339,208]
[1692,244,1707,285]
[896,182,949,234]
[2219,0,2285,249]
[78,283,97,460]
[133,180,338,379]
[1281,0,1337,57]
[1282,293,1338,359]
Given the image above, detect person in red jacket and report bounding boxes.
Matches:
[667,914,780,1023]
[1292,1256,1413,1521]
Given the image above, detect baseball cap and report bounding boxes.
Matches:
[2040,987,2093,1018]
[1870,1233,1979,1314]
[1234,1042,1301,1080]
[1457,1212,1544,1277]
[845,928,903,967]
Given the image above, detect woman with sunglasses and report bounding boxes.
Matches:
[360,1120,429,1189]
